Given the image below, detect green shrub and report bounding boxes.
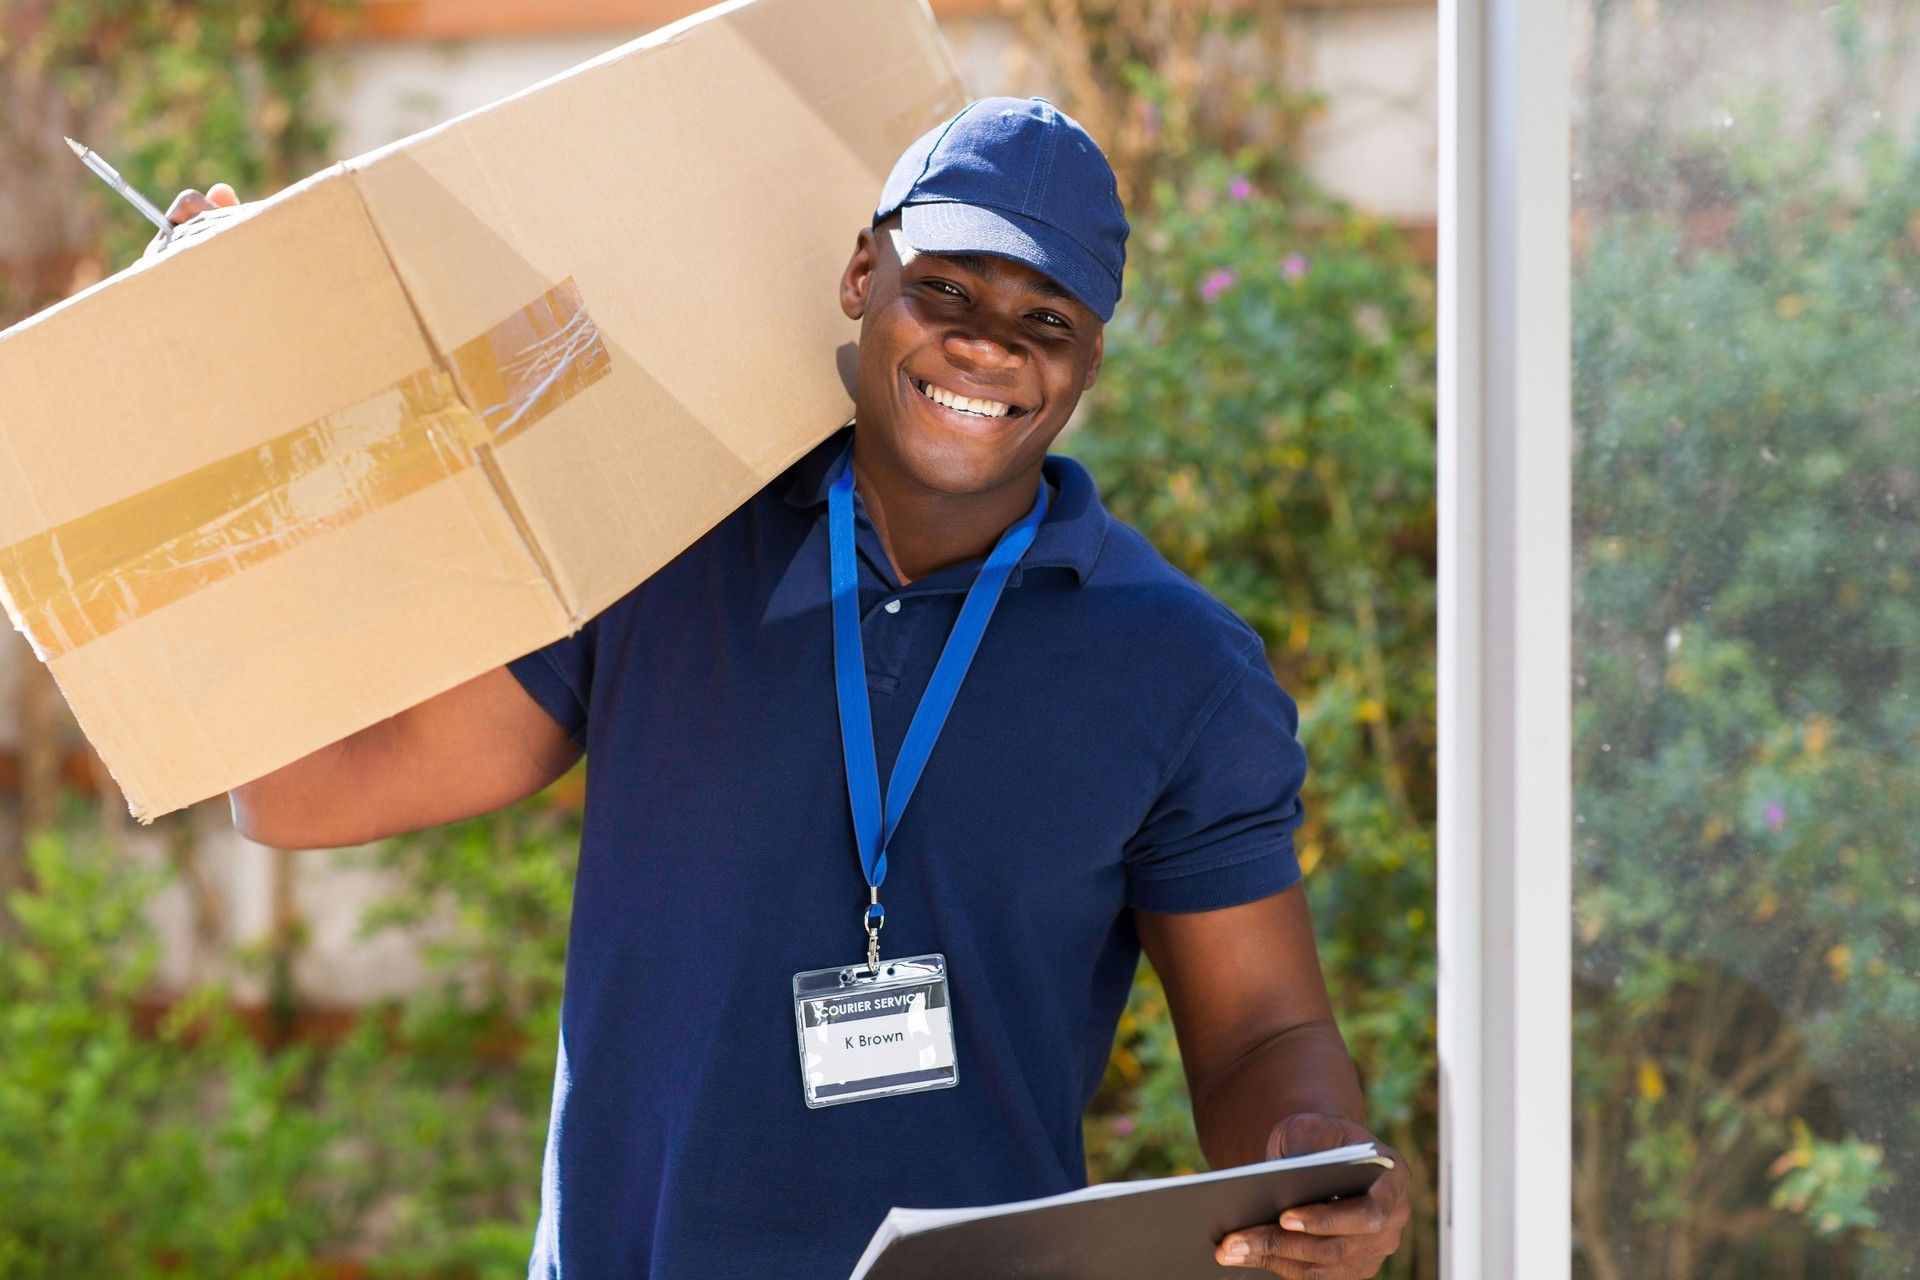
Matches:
[328,788,579,1278]
[0,833,357,1278]
[1572,122,1920,1279]
[0,796,577,1280]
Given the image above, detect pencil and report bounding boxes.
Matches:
[64,136,173,237]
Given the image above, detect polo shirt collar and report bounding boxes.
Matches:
[781,427,1108,585]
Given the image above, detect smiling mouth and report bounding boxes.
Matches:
[912,377,1026,420]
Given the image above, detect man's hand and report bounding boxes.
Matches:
[144,182,241,257]
[1136,887,1411,1275]
[1214,1113,1411,1277]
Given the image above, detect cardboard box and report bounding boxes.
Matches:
[0,0,966,819]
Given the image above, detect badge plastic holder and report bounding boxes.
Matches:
[792,953,958,1109]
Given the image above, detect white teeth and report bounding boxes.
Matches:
[917,380,1012,419]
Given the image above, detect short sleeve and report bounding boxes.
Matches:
[508,619,598,746]
[1123,647,1308,913]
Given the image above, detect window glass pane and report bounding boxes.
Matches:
[1571,3,1920,1277]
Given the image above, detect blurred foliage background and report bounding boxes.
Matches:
[0,0,1440,1276]
[1569,4,1920,1272]
[10,2,1913,1278]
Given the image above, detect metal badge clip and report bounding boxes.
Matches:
[864,886,885,974]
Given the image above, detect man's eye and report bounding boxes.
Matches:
[1033,311,1070,329]
[926,280,965,298]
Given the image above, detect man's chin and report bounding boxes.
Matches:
[861,430,1011,495]
[856,396,1054,497]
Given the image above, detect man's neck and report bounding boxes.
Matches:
[849,446,1043,587]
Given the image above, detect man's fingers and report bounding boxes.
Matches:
[164,183,241,225]
[1216,1223,1357,1271]
[1243,1118,1408,1274]
[165,188,214,225]
[148,183,244,257]
[1268,1111,1356,1160]
[1276,1191,1395,1237]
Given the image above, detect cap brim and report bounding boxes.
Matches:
[899,202,1119,322]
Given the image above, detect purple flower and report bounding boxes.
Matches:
[1229,177,1253,201]
[1200,268,1236,303]
[1764,800,1786,832]
[1113,1116,1136,1137]
[1137,100,1162,142]
[1282,252,1310,281]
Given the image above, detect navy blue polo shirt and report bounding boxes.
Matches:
[508,427,1307,1280]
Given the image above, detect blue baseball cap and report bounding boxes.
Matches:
[874,97,1129,322]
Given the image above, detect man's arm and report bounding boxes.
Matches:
[230,666,580,849]
[148,185,582,849]
[1136,884,1411,1277]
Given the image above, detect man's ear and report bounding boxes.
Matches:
[1082,327,1105,391]
[840,227,880,321]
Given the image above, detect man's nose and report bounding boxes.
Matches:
[942,330,1026,370]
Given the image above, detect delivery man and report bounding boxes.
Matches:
[186,98,1410,1278]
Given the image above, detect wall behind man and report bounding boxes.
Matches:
[314,2,1439,223]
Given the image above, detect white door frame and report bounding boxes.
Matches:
[1436,0,1573,1275]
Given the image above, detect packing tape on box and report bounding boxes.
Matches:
[0,278,610,661]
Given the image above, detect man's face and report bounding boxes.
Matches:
[838,217,1105,497]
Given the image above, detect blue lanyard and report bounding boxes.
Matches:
[828,441,1049,965]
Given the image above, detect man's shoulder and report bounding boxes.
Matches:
[1070,487,1268,673]
[571,443,824,636]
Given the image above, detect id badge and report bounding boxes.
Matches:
[792,953,958,1108]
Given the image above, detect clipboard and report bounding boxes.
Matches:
[848,1143,1393,1280]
